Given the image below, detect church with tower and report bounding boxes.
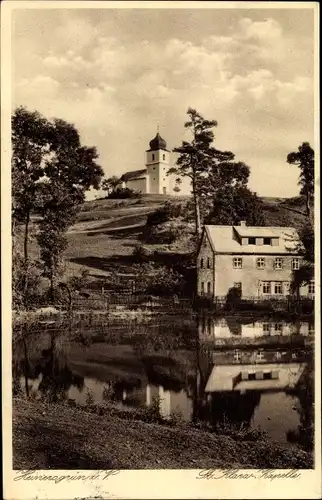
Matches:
[120,132,180,195]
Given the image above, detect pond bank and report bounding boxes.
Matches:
[13,397,312,470]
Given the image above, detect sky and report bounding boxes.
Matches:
[12,5,316,199]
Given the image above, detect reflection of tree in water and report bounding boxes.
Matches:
[13,326,84,402]
[34,335,84,401]
[286,359,314,451]
[225,317,242,336]
[198,390,262,430]
[111,379,142,405]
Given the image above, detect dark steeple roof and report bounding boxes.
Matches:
[148,132,168,151]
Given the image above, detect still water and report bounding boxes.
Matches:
[18,315,314,448]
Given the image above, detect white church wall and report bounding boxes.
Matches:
[146,149,170,165]
[127,177,147,194]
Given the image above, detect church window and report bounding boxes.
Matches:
[163,154,165,160]
[152,154,155,160]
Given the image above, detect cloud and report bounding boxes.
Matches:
[12,10,315,198]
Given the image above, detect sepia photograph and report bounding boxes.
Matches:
[2,1,320,499]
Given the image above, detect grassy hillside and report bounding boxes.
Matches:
[25,194,308,281]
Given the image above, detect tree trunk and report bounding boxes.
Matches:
[192,175,201,237]
[306,193,314,227]
[22,336,30,398]
[23,210,30,266]
[21,210,31,306]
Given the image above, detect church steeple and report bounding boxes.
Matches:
[148,131,168,152]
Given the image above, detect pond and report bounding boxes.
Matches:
[16,314,314,449]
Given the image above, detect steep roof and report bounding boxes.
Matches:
[120,169,147,182]
[203,224,300,254]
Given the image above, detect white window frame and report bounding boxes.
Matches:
[233,257,243,269]
[262,281,271,294]
[292,258,300,270]
[274,323,283,334]
[257,257,265,269]
[263,323,271,334]
[274,281,283,295]
[274,258,283,270]
[308,280,315,295]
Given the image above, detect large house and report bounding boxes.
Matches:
[196,221,314,299]
[120,132,180,195]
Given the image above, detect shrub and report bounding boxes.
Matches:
[225,286,242,311]
[107,187,139,199]
[132,244,151,262]
[146,201,183,226]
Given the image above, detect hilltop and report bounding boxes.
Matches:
[26,194,308,282]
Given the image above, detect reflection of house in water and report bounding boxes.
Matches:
[198,316,314,341]
[195,341,309,438]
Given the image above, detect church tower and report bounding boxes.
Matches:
[146,132,171,194]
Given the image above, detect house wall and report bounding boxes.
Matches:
[213,254,307,297]
[126,177,147,194]
[196,231,215,296]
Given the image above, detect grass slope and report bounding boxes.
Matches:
[26,195,307,279]
[13,397,312,469]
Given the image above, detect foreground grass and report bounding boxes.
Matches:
[13,397,312,470]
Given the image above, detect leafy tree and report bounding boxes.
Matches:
[287,143,315,294]
[12,107,52,269]
[102,175,121,196]
[12,106,104,305]
[206,186,265,226]
[287,142,314,223]
[291,225,314,294]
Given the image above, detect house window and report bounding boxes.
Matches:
[292,258,300,270]
[152,154,155,160]
[207,257,211,269]
[201,282,205,294]
[234,282,242,292]
[263,323,271,334]
[263,237,272,245]
[256,258,265,269]
[163,154,165,160]
[274,282,283,294]
[274,323,283,334]
[248,237,256,245]
[256,351,264,361]
[262,281,271,294]
[233,257,243,269]
[207,282,211,294]
[275,258,283,270]
[275,351,282,360]
[200,258,204,269]
[308,281,315,295]
[234,351,241,361]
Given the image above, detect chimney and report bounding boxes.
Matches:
[240,221,246,227]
